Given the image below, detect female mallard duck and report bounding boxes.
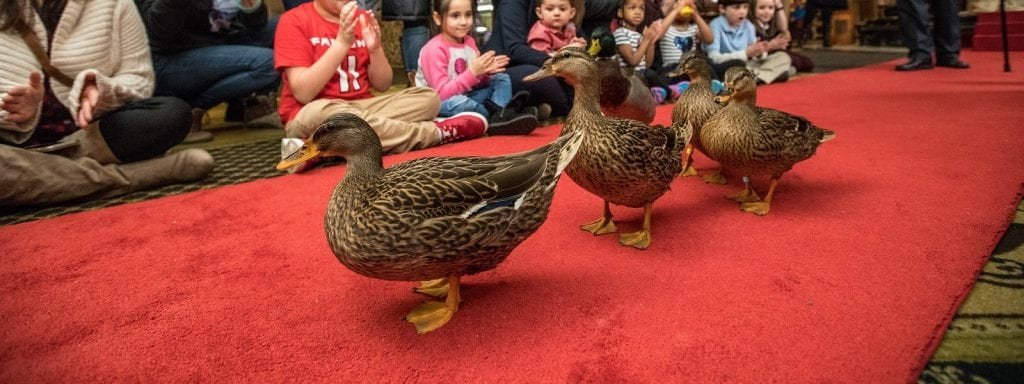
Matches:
[587,26,655,123]
[700,67,836,215]
[523,48,686,250]
[667,52,727,183]
[276,113,584,334]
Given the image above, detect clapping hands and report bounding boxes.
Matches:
[470,51,510,76]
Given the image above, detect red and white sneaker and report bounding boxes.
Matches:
[435,112,488,144]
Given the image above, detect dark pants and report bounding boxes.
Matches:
[804,3,835,45]
[506,64,574,118]
[98,97,193,162]
[896,0,962,61]
[711,60,747,81]
[151,17,280,110]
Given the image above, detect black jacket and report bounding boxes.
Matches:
[137,0,268,54]
[381,0,429,21]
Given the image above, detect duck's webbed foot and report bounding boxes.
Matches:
[406,276,461,334]
[701,169,727,184]
[619,229,651,250]
[740,201,771,216]
[413,278,449,298]
[581,201,617,235]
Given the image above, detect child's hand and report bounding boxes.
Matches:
[360,11,382,52]
[471,51,508,76]
[643,20,664,41]
[334,1,359,49]
[746,41,767,58]
[568,36,587,48]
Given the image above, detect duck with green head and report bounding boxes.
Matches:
[587,25,655,124]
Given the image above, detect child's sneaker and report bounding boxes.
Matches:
[489,112,538,136]
[435,112,488,144]
[535,103,552,122]
[650,87,667,104]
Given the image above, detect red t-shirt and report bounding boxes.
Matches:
[275,2,373,123]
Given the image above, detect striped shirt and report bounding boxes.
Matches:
[660,23,699,66]
[613,27,646,71]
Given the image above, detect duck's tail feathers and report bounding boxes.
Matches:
[554,128,585,176]
[544,129,585,193]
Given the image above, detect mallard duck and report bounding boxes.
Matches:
[587,26,656,123]
[276,113,584,333]
[523,48,686,249]
[667,52,727,184]
[700,67,836,215]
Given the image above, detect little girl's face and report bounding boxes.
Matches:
[435,0,474,41]
[755,0,776,24]
[536,0,576,29]
[618,0,645,28]
[720,4,749,26]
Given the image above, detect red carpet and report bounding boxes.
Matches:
[2,51,1023,382]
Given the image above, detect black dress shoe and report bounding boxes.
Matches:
[895,57,934,71]
[936,58,970,69]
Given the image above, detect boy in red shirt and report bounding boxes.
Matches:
[275,0,487,171]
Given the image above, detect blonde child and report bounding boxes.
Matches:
[416,0,538,134]
[704,0,791,83]
[613,0,685,103]
[753,0,813,73]
[528,0,588,55]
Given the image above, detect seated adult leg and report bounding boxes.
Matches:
[506,64,572,118]
[0,97,212,206]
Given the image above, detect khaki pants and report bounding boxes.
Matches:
[0,128,130,206]
[747,51,793,84]
[284,87,443,154]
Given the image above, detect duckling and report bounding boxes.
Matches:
[276,113,584,333]
[523,48,686,249]
[701,67,836,215]
[588,26,656,123]
[667,52,727,183]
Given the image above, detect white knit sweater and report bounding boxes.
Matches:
[0,0,155,145]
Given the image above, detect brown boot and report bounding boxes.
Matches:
[115,148,215,194]
[183,108,214,144]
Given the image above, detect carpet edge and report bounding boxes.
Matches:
[908,183,1024,382]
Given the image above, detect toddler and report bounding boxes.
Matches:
[613,0,682,103]
[704,0,791,84]
[528,0,588,55]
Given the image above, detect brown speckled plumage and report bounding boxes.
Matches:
[701,67,835,179]
[308,113,583,281]
[596,57,656,123]
[533,48,686,209]
[669,52,720,153]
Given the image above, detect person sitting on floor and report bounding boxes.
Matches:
[137,0,282,144]
[704,0,791,84]
[274,0,492,173]
[417,0,539,135]
[753,0,813,74]
[0,0,214,207]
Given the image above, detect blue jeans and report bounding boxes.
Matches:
[151,18,280,110]
[438,73,513,117]
[401,22,430,72]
